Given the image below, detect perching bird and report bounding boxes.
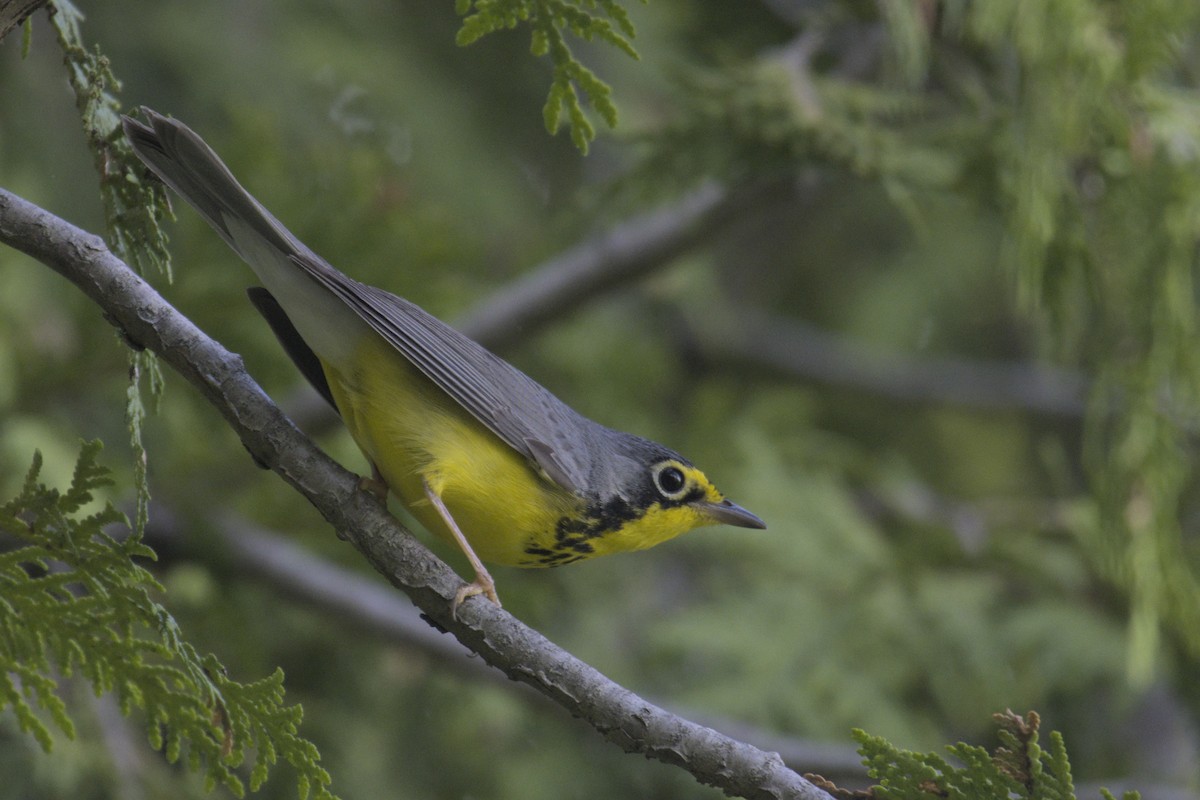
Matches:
[122,108,765,614]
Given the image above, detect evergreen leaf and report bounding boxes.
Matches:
[839,712,1137,800]
[455,0,638,150]
[0,444,339,799]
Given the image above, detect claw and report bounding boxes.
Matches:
[451,574,502,619]
[359,462,389,502]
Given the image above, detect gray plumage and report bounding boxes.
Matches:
[121,108,684,501]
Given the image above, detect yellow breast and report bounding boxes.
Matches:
[320,333,582,567]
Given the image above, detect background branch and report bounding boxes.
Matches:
[0,0,45,42]
[456,181,769,350]
[691,306,1090,417]
[0,186,832,800]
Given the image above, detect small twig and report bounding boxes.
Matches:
[0,186,831,800]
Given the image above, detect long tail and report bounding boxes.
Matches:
[121,108,305,264]
[122,107,375,373]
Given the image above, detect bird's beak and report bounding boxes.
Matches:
[695,498,766,529]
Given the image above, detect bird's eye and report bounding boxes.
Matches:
[653,464,688,499]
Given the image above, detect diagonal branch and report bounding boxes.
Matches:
[138,504,868,780]
[0,186,832,800]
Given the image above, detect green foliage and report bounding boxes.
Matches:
[626,0,1200,685]
[825,711,1138,800]
[0,442,336,799]
[48,0,175,537]
[4,1,1199,796]
[627,55,956,202]
[48,0,171,280]
[1101,790,1142,800]
[640,429,1128,747]
[956,0,1200,684]
[455,0,640,153]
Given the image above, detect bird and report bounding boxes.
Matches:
[122,108,766,615]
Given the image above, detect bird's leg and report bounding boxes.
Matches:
[422,479,501,616]
[358,461,389,502]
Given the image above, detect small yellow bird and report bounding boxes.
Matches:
[123,109,765,613]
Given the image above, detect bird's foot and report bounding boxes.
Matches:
[452,571,501,619]
[358,463,389,502]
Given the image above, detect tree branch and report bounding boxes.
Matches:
[691,306,1090,417]
[0,0,45,42]
[456,181,768,350]
[138,504,868,780]
[0,186,832,800]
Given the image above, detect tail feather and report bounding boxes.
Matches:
[122,107,375,370]
[121,109,303,262]
[246,287,338,411]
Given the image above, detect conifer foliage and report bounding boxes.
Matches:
[0,443,335,799]
[811,712,1137,800]
[455,0,639,152]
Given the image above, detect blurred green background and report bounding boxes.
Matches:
[2,1,1199,798]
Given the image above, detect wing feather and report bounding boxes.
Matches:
[125,109,596,495]
[289,252,593,494]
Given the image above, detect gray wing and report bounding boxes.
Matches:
[289,251,595,495]
[125,109,595,494]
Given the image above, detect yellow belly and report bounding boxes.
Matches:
[320,333,582,567]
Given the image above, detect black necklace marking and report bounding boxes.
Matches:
[520,485,708,566]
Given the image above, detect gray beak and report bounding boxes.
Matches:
[695,499,766,529]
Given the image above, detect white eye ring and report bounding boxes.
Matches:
[652,463,689,500]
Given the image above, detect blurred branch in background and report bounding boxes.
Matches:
[86,693,147,800]
[456,180,772,350]
[0,186,833,800]
[140,494,1200,798]
[690,306,1090,417]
